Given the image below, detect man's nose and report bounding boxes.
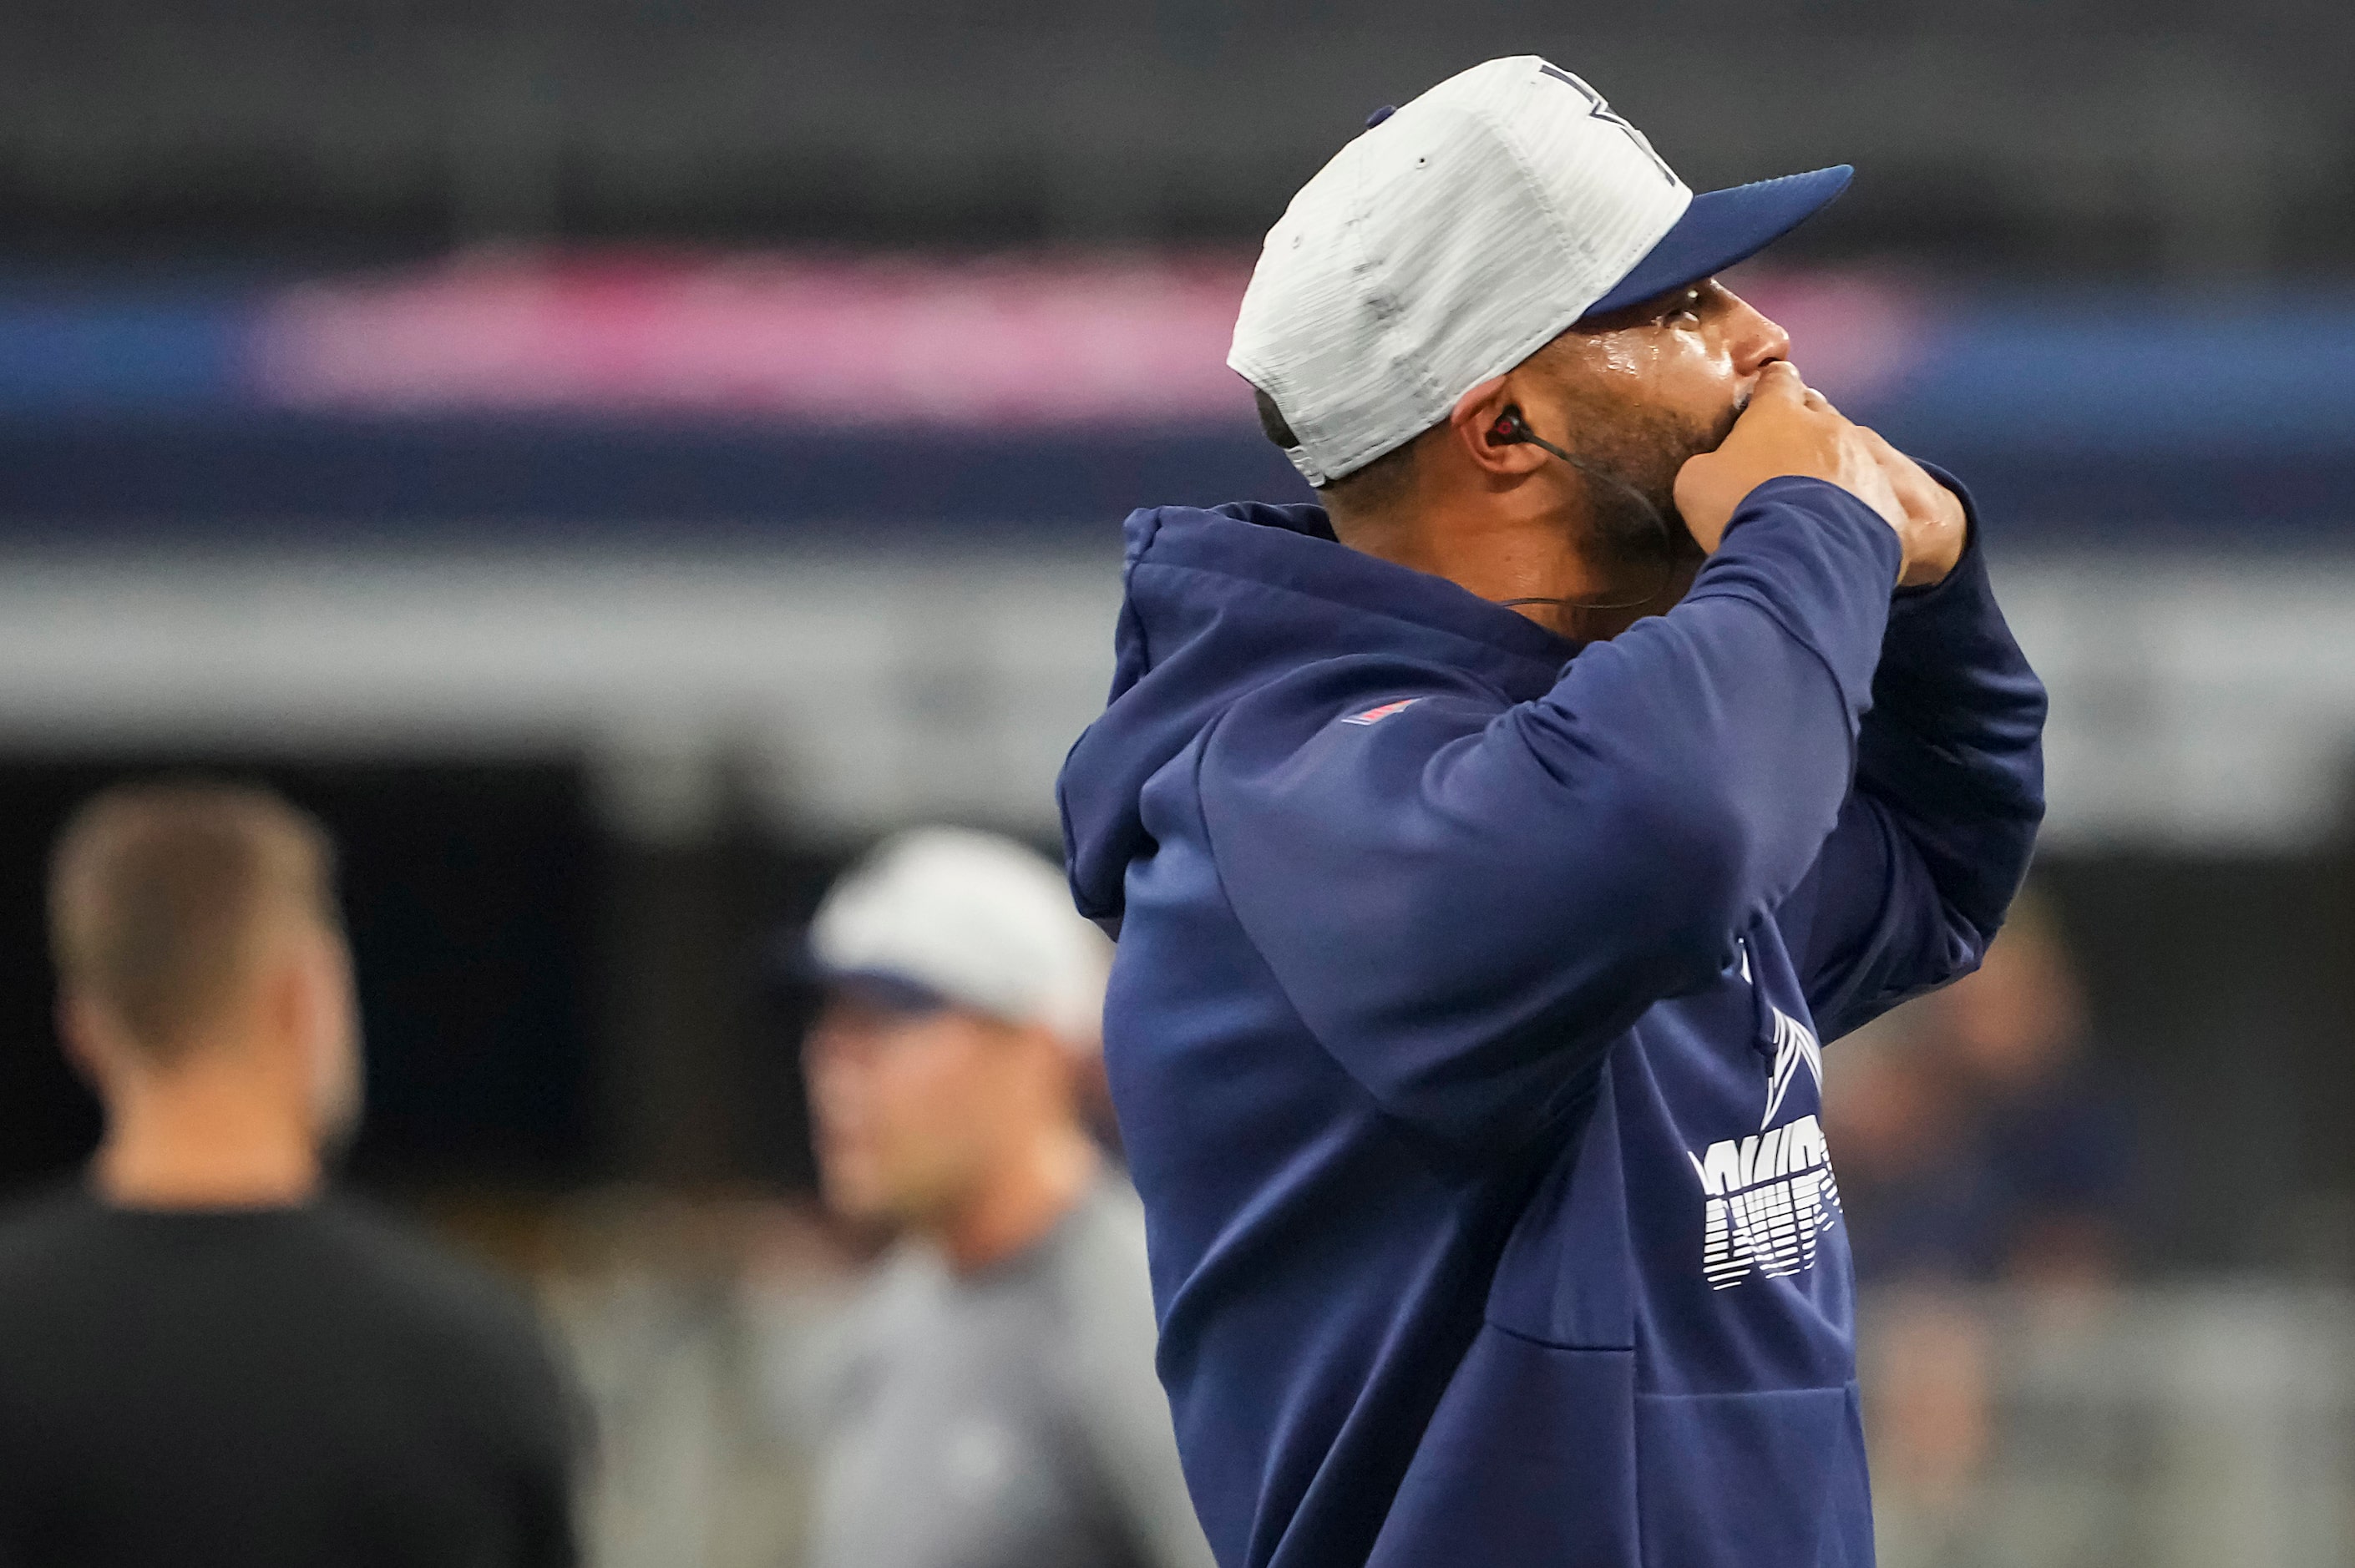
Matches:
[1726,295,1792,375]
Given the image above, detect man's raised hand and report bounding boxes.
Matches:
[1856,427,1965,588]
[1674,362,1952,586]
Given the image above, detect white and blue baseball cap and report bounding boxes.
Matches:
[1230,55,1851,486]
[805,827,1112,1046]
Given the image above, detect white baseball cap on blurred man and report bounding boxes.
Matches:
[806,826,1110,1048]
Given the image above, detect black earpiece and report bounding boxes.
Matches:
[1488,406,1576,466]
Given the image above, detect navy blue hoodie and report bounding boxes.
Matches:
[1058,476,2045,1568]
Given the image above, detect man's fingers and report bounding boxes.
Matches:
[1856,427,1902,463]
[1750,362,1840,421]
[1751,361,1807,406]
[1681,360,1913,558]
[1859,428,1942,502]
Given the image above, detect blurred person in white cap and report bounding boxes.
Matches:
[797,827,1214,1568]
[1058,55,2047,1568]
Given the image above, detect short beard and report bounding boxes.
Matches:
[1557,394,1730,575]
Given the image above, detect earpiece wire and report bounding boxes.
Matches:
[1491,417,1679,615]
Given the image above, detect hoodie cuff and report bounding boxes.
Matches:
[1889,461,1986,610]
[1876,465,2016,703]
[1687,475,1904,721]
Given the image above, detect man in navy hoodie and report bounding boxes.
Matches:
[1057,55,2045,1568]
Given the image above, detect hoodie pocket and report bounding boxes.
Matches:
[1633,1383,1872,1568]
[1365,1328,1639,1568]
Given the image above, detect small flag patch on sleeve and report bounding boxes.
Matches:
[1341,698,1421,726]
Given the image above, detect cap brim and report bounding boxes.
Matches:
[1581,165,1853,319]
[816,966,953,1016]
[772,931,954,1015]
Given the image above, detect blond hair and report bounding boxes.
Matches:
[48,781,338,1059]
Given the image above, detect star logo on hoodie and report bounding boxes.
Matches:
[1687,940,1838,1289]
[1760,1004,1824,1130]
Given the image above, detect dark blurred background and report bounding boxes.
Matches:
[3,0,2349,273]
[6,3,2355,1563]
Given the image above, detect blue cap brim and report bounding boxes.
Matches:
[817,966,952,1016]
[770,930,953,1015]
[1581,165,1853,319]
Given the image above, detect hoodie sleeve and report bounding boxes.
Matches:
[1194,478,1902,1149]
[1770,480,2048,1044]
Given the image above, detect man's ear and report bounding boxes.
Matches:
[56,992,119,1092]
[273,923,345,1058]
[1448,376,1549,480]
[1008,1018,1083,1099]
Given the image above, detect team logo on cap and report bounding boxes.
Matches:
[1537,63,1678,187]
[1340,698,1421,726]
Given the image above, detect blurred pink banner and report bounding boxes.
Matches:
[251,250,1925,427]
[254,250,1263,427]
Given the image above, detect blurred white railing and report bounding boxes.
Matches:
[6,546,2355,852]
[544,1272,2355,1568]
[1862,1286,2355,1568]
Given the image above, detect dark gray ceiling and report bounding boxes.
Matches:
[4,0,2347,277]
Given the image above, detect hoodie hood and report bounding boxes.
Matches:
[1058,501,1578,928]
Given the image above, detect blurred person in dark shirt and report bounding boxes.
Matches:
[1828,890,2134,1287]
[0,781,580,1568]
[1827,890,2133,1550]
[1927,894,2134,1285]
[798,828,1214,1568]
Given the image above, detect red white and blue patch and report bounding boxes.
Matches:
[1340,697,1421,727]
